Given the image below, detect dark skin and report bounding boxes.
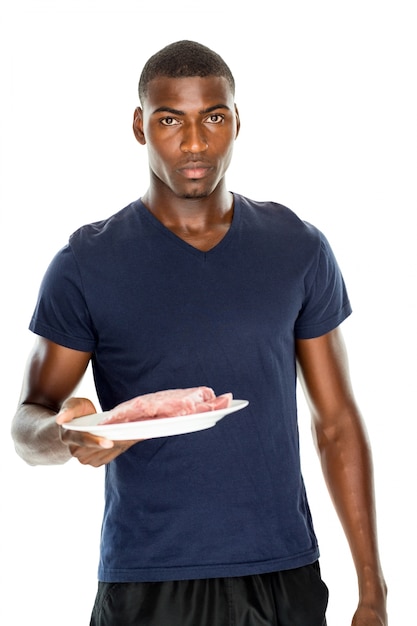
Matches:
[12,75,387,624]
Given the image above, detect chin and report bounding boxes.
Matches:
[180,187,212,199]
[182,192,210,199]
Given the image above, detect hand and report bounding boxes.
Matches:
[56,397,141,467]
[351,601,388,625]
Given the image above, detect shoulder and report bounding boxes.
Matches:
[69,199,143,252]
[235,193,325,252]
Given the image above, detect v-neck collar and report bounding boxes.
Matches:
[136,194,240,258]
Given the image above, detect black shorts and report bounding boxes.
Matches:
[90,561,328,626]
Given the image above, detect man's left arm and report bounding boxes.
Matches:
[296,327,388,625]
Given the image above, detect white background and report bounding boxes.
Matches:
[1,1,416,623]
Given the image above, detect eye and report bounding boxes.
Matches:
[205,114,224,124]
[160,117,180,126]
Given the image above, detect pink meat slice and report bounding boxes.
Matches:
[194,393,233,413]
[99,387,233,424]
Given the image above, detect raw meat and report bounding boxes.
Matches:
[99,387,233,424]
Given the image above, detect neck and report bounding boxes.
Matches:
[141,184,235,252]
[141,182,233,231]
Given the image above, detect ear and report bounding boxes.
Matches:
[234,104,241,139]
[133,107,146,145]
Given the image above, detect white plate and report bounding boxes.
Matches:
[61,399,249,440]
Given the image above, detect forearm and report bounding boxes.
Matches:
[316,409,387,604]
[12,403,72,466]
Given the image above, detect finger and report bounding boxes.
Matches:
[60,428,114,449]
[56,408,74,424]
[70,440,138,467]
[69,445,115,467]
[97,437,114,449]
[56,397,97,424]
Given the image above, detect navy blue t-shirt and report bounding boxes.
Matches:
[30,194,352,582]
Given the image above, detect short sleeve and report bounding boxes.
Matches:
[294,231,352,339]
[29,244,97,351]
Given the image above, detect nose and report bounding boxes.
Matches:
[180,122,208,153]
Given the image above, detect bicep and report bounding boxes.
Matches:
[296,327,358,434]
[19,337,92,411]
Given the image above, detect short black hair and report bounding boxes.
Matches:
[138,40,235,103]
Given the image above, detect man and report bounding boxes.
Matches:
[12,40,387,625]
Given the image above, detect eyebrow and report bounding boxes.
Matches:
[151,104,231,116]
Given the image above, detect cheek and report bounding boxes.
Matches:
[213,126,237,154]
[147,147,167,177]
[218,135,236,164]
[145,135,172,167]
[146,128,177,158]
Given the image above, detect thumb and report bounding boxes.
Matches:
[56,397,97,424]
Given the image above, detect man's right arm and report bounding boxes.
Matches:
[12,336,95,465]
[12,337,137,467]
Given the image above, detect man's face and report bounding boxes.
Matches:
[134,75,240,199]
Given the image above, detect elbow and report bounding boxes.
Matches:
[312,405,370,457]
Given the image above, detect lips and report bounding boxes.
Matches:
[178,162,213,180]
